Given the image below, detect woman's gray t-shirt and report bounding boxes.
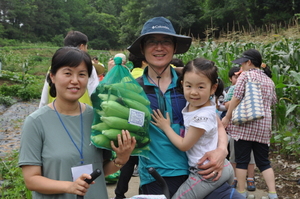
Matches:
[18,105,108,199]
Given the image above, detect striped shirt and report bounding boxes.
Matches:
[227,69,277,144]
[224,85,235,102]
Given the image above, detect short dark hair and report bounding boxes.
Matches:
[63,31,88,47]
[128,53,145,68]
[228,66,240,78]
[170,58,184,68]
[47,47,92,97]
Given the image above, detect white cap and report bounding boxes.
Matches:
[114,53,126,63]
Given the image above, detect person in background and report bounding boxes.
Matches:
[18,47,136,199]
[222,49,278,199]
[215,90,227,118]
[115,53,127,66]
[92,56,105,81]
[129,53,148,79]
[170,58,184,68]
[151,57,238,198]
[107,53,130,71]
[223,67,257,192]
[39,31,99,107]
[221,67,241,119]
[127,16,230,198]
[170,58,185,75]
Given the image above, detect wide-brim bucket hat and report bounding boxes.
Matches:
[127,17,192,57]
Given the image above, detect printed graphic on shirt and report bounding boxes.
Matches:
[192,116,208,123]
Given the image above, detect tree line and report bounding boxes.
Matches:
[1,0,300,50]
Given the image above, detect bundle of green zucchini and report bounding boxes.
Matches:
[90,75,151,156]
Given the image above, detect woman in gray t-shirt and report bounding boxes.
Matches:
[18,47,136,199]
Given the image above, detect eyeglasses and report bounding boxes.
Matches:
[144,39,174,47]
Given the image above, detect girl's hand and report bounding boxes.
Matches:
[67,173,92,196]
[111,130,136,164]
[151,109,170,131]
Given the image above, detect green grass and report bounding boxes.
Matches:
[0,151,31,198]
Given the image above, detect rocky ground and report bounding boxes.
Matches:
[0,100,299,198]
[0,100,39,157]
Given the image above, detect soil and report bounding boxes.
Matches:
[0,101,299,198]
[255,154,300,198]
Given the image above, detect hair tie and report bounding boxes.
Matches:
[261,63,266,68]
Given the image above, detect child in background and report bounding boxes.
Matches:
[152,58,239,199]
[223,67,241,113]
[220,66,241,119]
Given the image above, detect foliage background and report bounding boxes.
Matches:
[1,0,300,49]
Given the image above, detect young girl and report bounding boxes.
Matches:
[152,58,235,199]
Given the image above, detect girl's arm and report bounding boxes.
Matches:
[22,165,92,196]
[151,109,204,151]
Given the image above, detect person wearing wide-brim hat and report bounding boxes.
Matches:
[126,17,230,198]
[128,17,192,58]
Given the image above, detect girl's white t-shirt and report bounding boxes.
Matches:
[182,102,218,167]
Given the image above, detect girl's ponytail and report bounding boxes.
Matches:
[261,63,272,78]
[215,78,224,98]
